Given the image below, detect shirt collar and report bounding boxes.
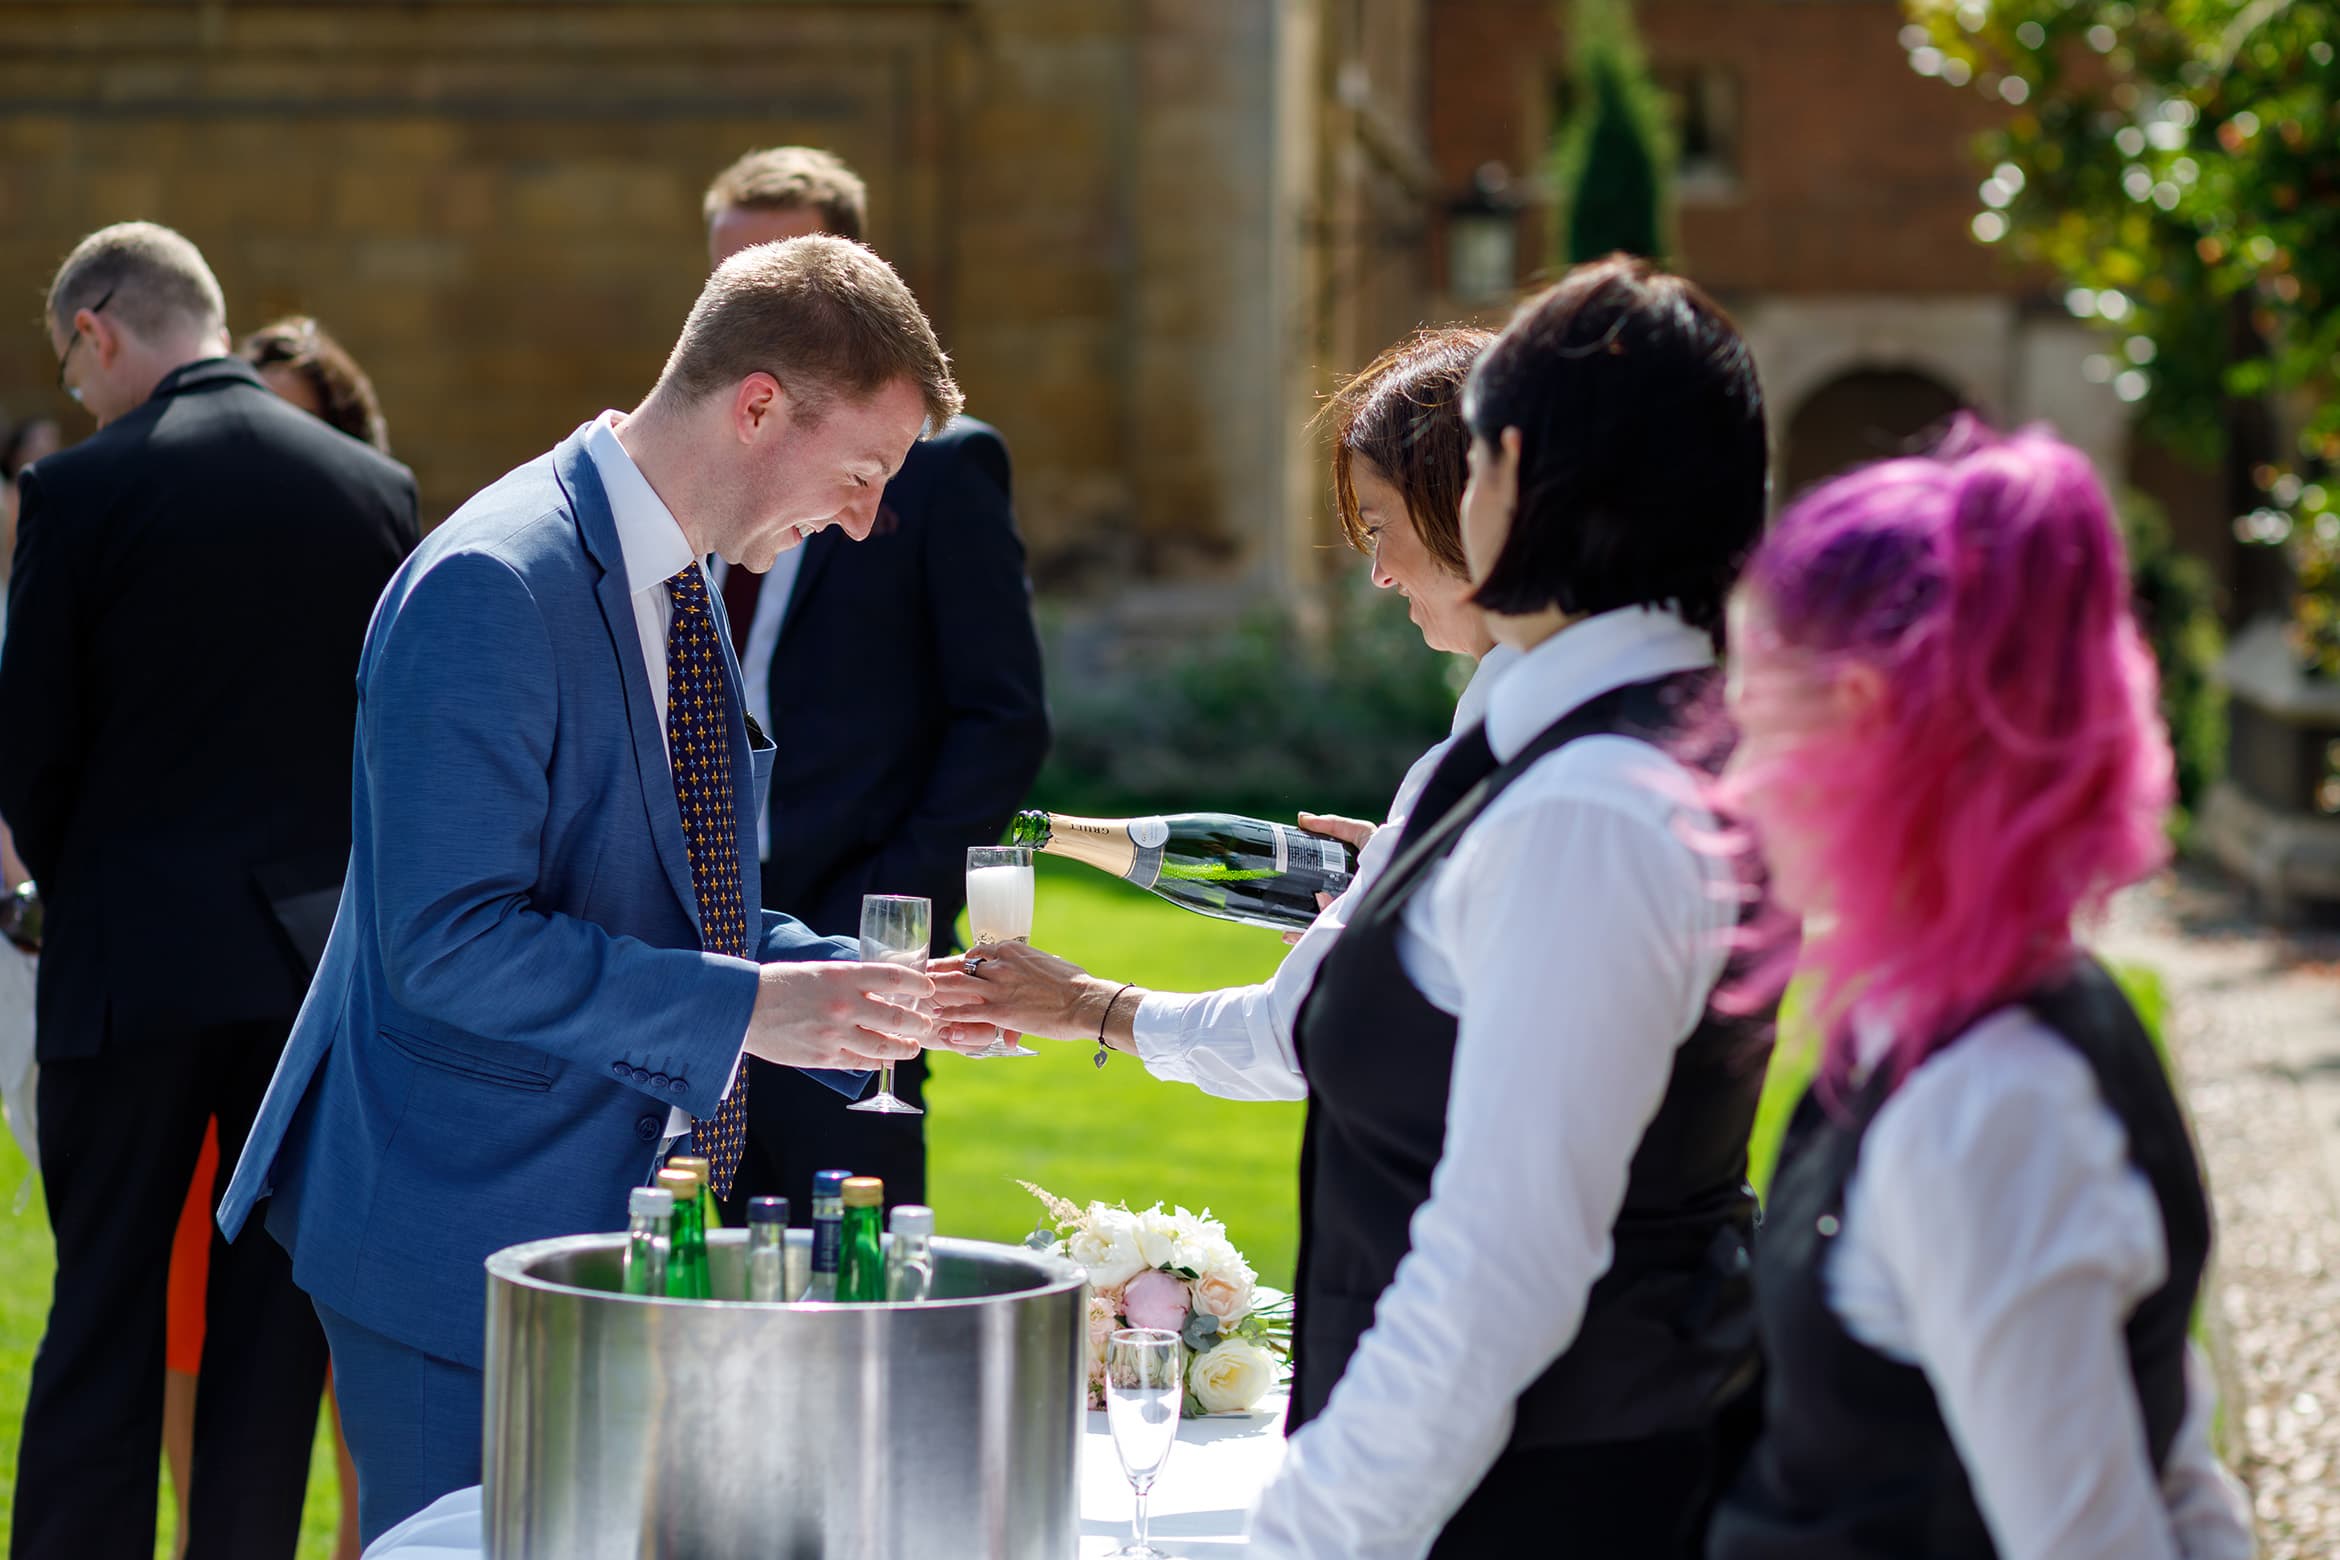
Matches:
[1484,607,1716,761]
[1451,642,1522,737]
[581,411,696,597]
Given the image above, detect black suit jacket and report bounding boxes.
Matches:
[755,417,1049,949]
[0,358,419,1058]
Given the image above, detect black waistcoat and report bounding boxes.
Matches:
[1288,671,1768,1449]
[1707,956,2212,1560]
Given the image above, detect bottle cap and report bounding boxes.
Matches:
[889,1204,934,1237]
[629,1186,675,1219]
[813,1169,852,1195]
[841,1176,884,1209]
[665,1155,712,1188]
[747,1196,789,1227]
[656,1168,699,1200]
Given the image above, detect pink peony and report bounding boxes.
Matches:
[1121,1269,1192,1333]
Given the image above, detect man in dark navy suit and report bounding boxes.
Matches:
[702,148,1051,1221]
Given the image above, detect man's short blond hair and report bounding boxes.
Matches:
[47,221,226,341]
[658,234,961,432]
[703,147,868,243]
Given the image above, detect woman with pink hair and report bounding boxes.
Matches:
[1706,422,2252,1559]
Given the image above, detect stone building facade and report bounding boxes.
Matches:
[0,0,1417,617]
[1423,0,2215,559]
[0,0,2208,618]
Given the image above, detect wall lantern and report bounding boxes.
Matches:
[1446,163,1520,307]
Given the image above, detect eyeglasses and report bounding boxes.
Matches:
[56,286,116,404]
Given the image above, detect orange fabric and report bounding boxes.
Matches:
[165,1120,220,1376]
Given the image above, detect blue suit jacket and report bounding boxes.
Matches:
[218,426,861,1368]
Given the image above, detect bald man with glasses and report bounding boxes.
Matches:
[0,221,418,1558]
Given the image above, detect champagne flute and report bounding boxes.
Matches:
[849,894,929,1116]
[1104,1328,1183,1558]
[964,845,1038,1058]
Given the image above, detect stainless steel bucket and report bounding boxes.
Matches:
[482,1230,1087,1560]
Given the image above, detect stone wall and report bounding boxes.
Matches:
[0,0,1320,599]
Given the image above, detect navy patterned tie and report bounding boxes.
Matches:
[664,565,753,1198]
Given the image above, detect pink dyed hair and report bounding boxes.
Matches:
[1731,418,2173,1093]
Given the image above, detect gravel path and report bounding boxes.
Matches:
[2101,868,2340,1558]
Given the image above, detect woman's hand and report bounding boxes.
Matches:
[1280,811,1379,944]
[932,942,1129,1044]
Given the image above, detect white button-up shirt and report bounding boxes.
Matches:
[1129,644,1520,1100]
[1825,1008,2253,1559]
[581,413,744,1141]
[706,551,806,862]
[1247,607,1735,1560]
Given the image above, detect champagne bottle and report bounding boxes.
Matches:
[808,1169,850,1302]
[886,1204,936,1303]
[658,1167,711,1300]
[622,1186,674,1297]
[1009,810,1358,933]
[837,1177,887,1303]
[746,1196,789,1303]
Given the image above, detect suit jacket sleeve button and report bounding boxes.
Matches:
[632,1067,653,1085]
[610,1061,631,1081]
[649,1073,671,1091]
[669,1077,689,1097]
[635,1114,661,1142]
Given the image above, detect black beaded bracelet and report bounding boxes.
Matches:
[1095,982,1136,1070]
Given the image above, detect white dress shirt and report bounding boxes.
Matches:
[706,552,805,863]
[1248,607,1735,1560]
[1130,644,1520,1101]
[581,413,744,1142]
[1826,1008,2255,1560]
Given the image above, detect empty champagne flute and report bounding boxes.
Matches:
[964,844,1038,1057]
[849,894,929,1116]
[1104,1328,1183,1558]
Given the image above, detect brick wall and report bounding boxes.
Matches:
[1428,0,2023,299]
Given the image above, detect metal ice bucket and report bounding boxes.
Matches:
[483,1230,1087,1560]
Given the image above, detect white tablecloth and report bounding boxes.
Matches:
[364,1391,1288,1558]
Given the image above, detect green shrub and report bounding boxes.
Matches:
[1035,578,1466,823]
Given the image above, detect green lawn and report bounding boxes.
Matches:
[0,857,2165,1553]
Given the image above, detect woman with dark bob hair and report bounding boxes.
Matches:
[950,257,1774,1557]
[932,326,1506,1096]
[1256,254,1772,1559]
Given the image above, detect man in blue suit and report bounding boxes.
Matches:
[701,148,1051,1225]
[218,235,992,1544]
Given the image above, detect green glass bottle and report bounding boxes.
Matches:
[1009,810,1357,933]
[837,1176,887,1303]
[622,1185,674,1297]
[659,1167,712,1301]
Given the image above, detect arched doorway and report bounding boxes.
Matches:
[1779,369,1968,503]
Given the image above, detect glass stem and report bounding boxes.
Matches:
[877,1063,894,1099]
[1131,1484,1151,1549]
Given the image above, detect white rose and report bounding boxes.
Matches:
[1191,1264,1255,1323]
[1070,1207,1148,1289]
[1135,1207,1188,1270]
[1190,1236,1245,1282]
[1187,1339,1278,1414]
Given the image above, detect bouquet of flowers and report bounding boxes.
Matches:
[1022,1182,1292,1414]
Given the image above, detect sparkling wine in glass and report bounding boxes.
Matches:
[964,845,1038,1058]
[849,894,929,1116]
[1104,1328,1183,1559]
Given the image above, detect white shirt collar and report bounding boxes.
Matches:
[1484,607,1716,761]
[581,412,696,597]
[1451,642,1522,737]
